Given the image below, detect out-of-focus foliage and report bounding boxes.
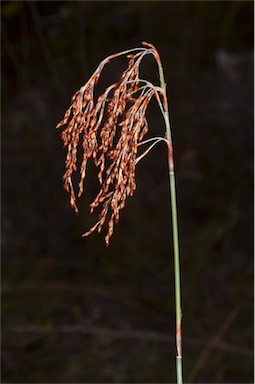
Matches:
[1,1,253,383]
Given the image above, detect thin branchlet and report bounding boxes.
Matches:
[56,42,167,246]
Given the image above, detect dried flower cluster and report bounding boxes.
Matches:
[56,42,167,245]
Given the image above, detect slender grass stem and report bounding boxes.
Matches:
[158,66,183,384]
[57,42,184,381]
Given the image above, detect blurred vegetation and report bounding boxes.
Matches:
[1,1,253,383]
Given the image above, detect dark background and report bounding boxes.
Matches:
[1,1,254,383]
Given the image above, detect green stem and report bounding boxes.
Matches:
[159,66,183,384]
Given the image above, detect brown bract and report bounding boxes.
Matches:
[56,42,165,246]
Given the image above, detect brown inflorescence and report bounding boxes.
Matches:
[56,42,164,245]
